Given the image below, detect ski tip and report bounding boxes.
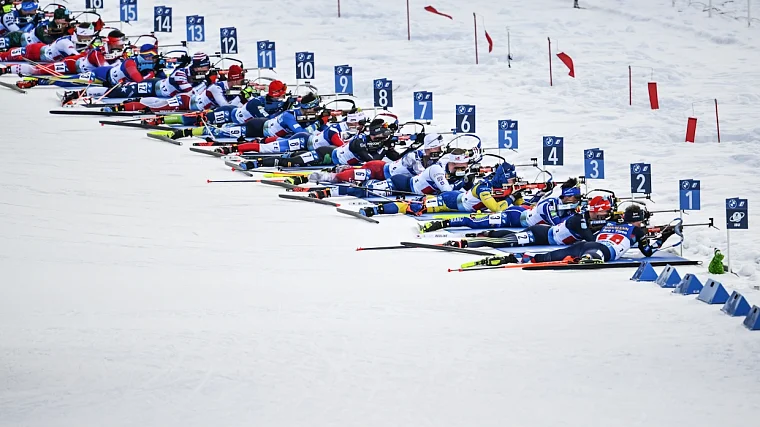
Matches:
[206,179,211,183]
[356,247,364,251]
[335,203,341,207]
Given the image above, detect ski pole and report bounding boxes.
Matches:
[206,179,284,184]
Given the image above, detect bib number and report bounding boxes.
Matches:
[597,233,625,245]
[488,213,502,226]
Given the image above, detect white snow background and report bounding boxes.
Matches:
[1,0,759,426]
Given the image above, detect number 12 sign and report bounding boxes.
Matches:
[220,27,238,54]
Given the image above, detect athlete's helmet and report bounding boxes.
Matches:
[135,43,157,71]
[86,49,107,68]
[490,162,516,188]
[298,92,321,112]
[560,186,581,199]
[623,204,645,223]
[189,52,211,82]
[74,23,96,47]
[20,1,38,14]
[268,80,287,98]
[368,119,393,141]
[106,29,126,51]
[587,195,612,213]
[226,65,245,84]
[439,149,473,181]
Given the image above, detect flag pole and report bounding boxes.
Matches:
[507,27,512,68]
[406,0,411,41]
[474,13,479,65]
[338,0,341,17]
[548,37,553,86]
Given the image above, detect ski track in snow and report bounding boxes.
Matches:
[1,0,759,426]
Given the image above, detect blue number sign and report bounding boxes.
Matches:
[455,105,476,133]
[373,79,393,108]
[498,120,518,149]
[120,0,137,22]
[679,179,701,210]
[584,148,605,179]
[630,163,652,194]
[334,65,353,94]
[220,27,238,54]
[153,6,172,32]
[413,91,433,121]
[86,0,104,9]
[295,52,314,80]
[257,40,276,68]
[186,16,205,42]
[542,136,564,166]
[726,198,748,229]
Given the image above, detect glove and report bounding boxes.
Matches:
[177,54,192,68]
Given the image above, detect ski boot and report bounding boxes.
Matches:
[577,254,603,264]
[60,90,81,106]
[167,128,204,140]
[309,188,332,199]
[214,145,237,155]
[101,103,125,113]
[0,66,11,76]
[461,254,519,269]
[444,239,469,248]
[17,78,39,89]
[308,170,337,183]
[285,176,308,185]
[141,116,165,126]
[238,159,259,170]
[419,219,450,233]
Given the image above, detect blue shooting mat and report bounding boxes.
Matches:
[493,245,691,263]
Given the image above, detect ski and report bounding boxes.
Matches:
[400,241,493,256]
[522,259,702,271]
[336,207,379,224]
[189,147,223,157]
[356,245,409,251]
[146,133,182,146]
[279,194,339,206]
[259,179,298,190]
[49,110,148,117]
[0,81,25,94]
[99,120,175,131]
[448,260,571,273]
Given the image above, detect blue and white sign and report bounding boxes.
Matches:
[186,16,205,42]
[86,0,104,9]
[542,136,564,166]
[498,120,518,150]
[334,65,353,94]
[153,6,172,32]
[726,198,748,229]
[257,40,276,68]
[630,163,652,194]
[584,148,605,179]
[455,105,476,133]
[413,91,433,121]
[120,0,137,22]
[679,179,701,210]
[220,27,238,54]
[373,79,393,108]
[295,52,315,80]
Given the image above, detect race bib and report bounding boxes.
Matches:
[288,138,302,150]
[214,111,227,123]
[299,151,316,163]
[353,169,368,181]
[228,127,242,137]
[53,62,67,73]
[0,38,6,49]
[137,82,149,93]
[167,96,180,107]
[489,213,502,226]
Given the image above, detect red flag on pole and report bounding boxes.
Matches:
[424,5,453,20]
[485,30,493,52]
[556,52,575,77]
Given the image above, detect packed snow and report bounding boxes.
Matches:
[1,0,759,426]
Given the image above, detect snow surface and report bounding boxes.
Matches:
[1,0,760,426]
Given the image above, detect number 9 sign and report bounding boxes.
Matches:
[334,65,353,94]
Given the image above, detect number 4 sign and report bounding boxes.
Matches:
[542,136,564,166]
[455,105,476,133]
[679,179,700,210]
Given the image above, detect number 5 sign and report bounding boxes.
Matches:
[498,120,518,149]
